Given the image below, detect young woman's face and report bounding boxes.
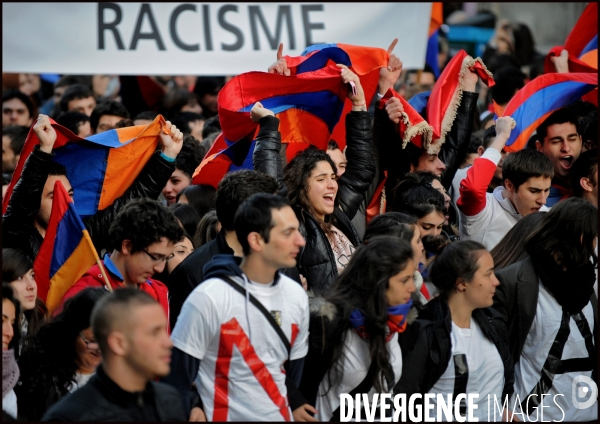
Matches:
[462,251,500,309]
[167,237,194,274]
[74,327,102,374]
[9,268,37,311]
[2,299,16,350]
[306,161,338,221]
[417,211,445,238]
[385,259,416,306]
[410,225,424,266]
[162,169,192,205]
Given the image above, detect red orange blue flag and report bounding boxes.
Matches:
[425,3,444,78]
[33,180,104,313]
[500,73,598,152]
[3,115,169,217]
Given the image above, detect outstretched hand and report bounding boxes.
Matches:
[33,114,57,154]
[250,102,275,122]
[336,64,366,108]
[551,49,570,73]
[159,121,184,158]
[379,38,403,94]
[267,43,291,76]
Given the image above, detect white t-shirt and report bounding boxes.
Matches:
[315,330,403,421]
[171,273,309,422]
[68,372,94,393]
[428,320,505,422]
[512,283,597,422]
[2,389,18,419]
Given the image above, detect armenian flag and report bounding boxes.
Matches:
[500,73,598,152]
[425,3,444,78]
[3,115,169,217]
[33,180,106,313]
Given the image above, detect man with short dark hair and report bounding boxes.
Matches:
[166,169,283,330]
[570,148,598,207]
[535,107,583,207]
[42,289,187,421]
[171,111,205,142]
[55,111,92,137]
[90,100,130,133]
[2,125,28,175]
[2,89,34,128]
[59,84,96,117]
[458,116,553,250]
[165,193,310,421]
[60,199,184,324]
[326,139,347,178]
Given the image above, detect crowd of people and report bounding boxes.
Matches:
[1,9,598,423]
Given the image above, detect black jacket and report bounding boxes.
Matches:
[2,147,175,262]
[41,364,187,421]
[395,296,514,400]
[493,257,598,365]
[254,112,374,294]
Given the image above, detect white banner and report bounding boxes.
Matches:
[2,2,431,75]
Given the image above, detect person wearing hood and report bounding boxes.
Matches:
[164,193,310,422]
[457,116,553,250]
[297,237,416,421]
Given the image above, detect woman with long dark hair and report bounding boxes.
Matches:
[2,248,47,347]
[298,237,415,421]
[251,66,376,294]
[397,241,515,422]
[15,288,108,421]
[490,211,546,270]
[2,284,21,419]
[494,197,598,421]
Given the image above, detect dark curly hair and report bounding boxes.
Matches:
[90,100,130,132]
[15,288,108,421]
[175,135,204,178]
[389,173,446,218]
[108,199,184,253]
[429,240,487,297]
[177,184,216,219]
[283,146,338,235]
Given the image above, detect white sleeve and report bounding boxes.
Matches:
[171,290,220,360]
[290,291,309,360]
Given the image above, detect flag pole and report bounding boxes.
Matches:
[83,231,113,292]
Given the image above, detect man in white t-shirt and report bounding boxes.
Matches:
[164,193,311,422]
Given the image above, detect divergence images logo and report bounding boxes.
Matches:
[572,376,598,410]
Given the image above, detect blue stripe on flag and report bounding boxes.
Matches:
[49,203,87,278]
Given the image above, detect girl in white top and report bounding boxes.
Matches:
[298,237,416,421]
[397,241,517,422]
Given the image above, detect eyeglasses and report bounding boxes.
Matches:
[141,249,174,264]
[79,332,99,350]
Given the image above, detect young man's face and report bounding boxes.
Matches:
[96,114,124,133]
[414,152,446,177]
[123,303,173,379]
[37,175,74,231]
[326,148,347,178]
[507,176,552,216]
[2,98,32,128]
[123,238,175,285]
[68,96,97,117]
[536,122,582,179]
[261,206,306,270]
[2,136,18,173]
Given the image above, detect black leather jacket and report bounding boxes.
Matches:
[395,296,514,400]
[41,364,187,421]
[253,112,375,293]
[2,147,175,261]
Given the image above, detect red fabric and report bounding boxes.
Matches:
[366,172,387,225]
[456,156,498,216]
[426,50,494,149]
[420,283,430,300]
[58,263,170,332]
[379,88,432,150]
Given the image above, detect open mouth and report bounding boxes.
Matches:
[559,156,573,169]
[323,193,335,206]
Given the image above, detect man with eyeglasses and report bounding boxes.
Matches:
[59,199,184,329]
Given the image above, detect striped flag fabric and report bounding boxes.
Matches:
[500,73,598,152]
[425,2,444,78]
[33,180,104,312]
